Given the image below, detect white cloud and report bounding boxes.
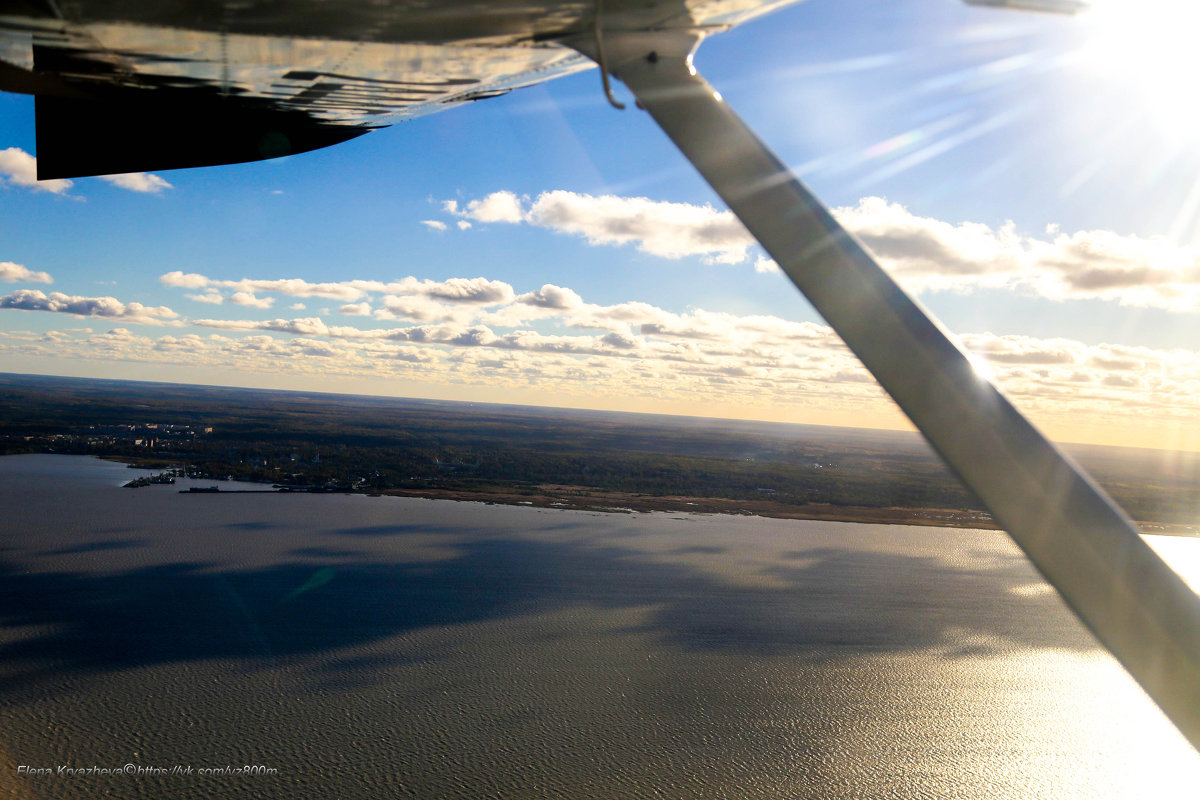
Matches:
[529,191,754,264]
[292,337,340,358]
[194,316,330,336]
[0,148,73,195]
[835,196,1022,281]
[290,302,307,310]
[340,302,372,316]
[230,279,363,301]
[376,294,463,322]
[187,290,224,305]
[833,197,1200,310]
[959,333,1083,366]
[93,327,138,343]
[98,172,172,194]
[0,262,52,284]
[461,190,526,223]
[516,284,584,310]
[160,272,521,317]
[160,271,210,290]
[421,220,447,231]
[263,317,331,336]
[0,289,178,324]
[457,220,472,230]
[452,190,756,265]
[161,272,365,300]
[754,256,781,274]
[230,291,274,309]
[422,276,514,304]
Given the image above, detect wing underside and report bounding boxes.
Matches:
[0,0,797,177]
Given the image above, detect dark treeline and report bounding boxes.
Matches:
[0,373,1196,523]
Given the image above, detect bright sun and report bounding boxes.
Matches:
[1073,0,1200,138]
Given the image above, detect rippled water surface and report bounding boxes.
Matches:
[1,454,1197,798]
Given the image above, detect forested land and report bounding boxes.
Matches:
[0,372,1196,527]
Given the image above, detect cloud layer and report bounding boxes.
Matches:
[161,272,517,307]
[436,190,1200,311]
[0,290,178,324]
[4,183,1197,442]
[1,268,1180,437]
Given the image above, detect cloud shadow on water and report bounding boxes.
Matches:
[328,523,457,537]
[0,532,1097,696]
[38,539,148,556]
[221,521,281,532]
[289,546,363,558]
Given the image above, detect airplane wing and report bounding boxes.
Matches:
[0,0,796,177]
[4,0,1200,753]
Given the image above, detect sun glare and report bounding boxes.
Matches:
[1073,0,1200,138]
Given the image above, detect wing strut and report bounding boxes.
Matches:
[575,29,1200,751]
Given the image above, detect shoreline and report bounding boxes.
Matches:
[180,477,1199,537]
[369,485,1200,536]
[86,453,1200,537]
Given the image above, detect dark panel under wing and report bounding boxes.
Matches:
[34,87,370,179]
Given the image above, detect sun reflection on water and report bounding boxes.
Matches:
[1146,533,1200,593]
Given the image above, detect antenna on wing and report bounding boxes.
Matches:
[592,0,627,110]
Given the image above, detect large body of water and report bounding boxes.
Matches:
[0,454,1197,798]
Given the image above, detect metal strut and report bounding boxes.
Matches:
[576,29,1200,752]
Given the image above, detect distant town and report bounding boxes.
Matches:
[1,373,1197,532]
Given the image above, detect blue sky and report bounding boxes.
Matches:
[1,0,1198,450]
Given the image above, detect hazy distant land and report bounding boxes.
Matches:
[1,372,1196,533]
